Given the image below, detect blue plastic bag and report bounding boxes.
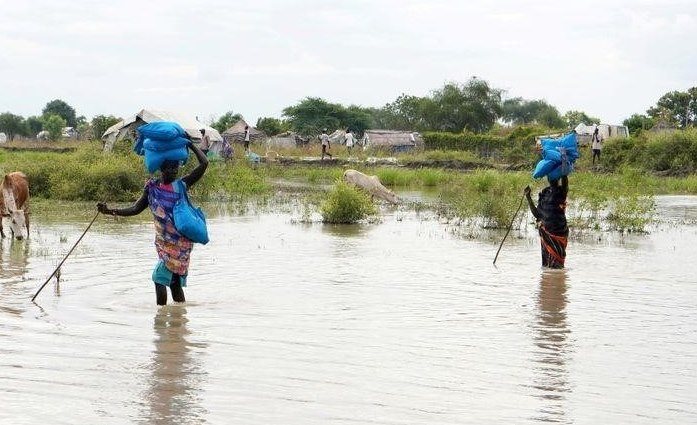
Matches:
[143,137,189,152]
[138,121,186,141]
[173,180,209,244]
[144,147,189,173]
[533,132,579,179]
[533,159,557,179]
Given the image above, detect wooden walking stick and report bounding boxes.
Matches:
[493,193,526,265]
[31,211,100,302]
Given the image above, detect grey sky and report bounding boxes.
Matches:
[1,0,695,125]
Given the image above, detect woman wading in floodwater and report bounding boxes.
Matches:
[524,176,569,269]
[97,139,208,305]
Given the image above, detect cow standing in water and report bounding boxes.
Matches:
[343,169,399,204]
[0,172,30,240]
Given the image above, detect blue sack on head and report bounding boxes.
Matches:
[144,146,189,173]
[144,137,189,152]
[533,159,557,179]
[173,180,209,244]
[138,121,186,141]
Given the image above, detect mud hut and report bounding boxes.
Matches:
[222,119,266,146]
[361,130,423,152]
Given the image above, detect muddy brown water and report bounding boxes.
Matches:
[1,196,696,424]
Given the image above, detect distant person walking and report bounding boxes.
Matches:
[344,129,355,155]
[591,126,602,166]
[524,176,569,269]
[200,129,210,155]
[243,125,251,152]
[320,129,332,160]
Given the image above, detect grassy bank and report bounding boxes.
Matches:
[1,142,696,231]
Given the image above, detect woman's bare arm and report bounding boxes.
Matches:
[97,189,148,217]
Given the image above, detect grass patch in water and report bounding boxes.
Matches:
[321,182,377,224]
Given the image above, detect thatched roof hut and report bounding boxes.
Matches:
[265,132,311,149]
[222,119,266,144]
[361,130,423,152]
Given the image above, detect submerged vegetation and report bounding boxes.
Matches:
[320,182,377,224]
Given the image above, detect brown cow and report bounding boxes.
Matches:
[0,172,30,240]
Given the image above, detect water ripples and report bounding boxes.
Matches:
[1,196,696,423]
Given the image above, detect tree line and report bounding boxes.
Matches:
[3,78,695,142]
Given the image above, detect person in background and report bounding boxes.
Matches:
[97,139,209,306]
[591,126,602,166]
[320,128,332,160]
[524,176,569,269]
[344,129,355,155]
[243,125,251,152]
[199,129,210,156]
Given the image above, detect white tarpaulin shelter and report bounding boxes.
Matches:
[102,109,223,152]
[574,123,629,139]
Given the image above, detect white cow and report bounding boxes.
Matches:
[343,169,399,204]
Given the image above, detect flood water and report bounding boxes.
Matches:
[1,196,696,424]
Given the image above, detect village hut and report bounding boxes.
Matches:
[222,119,266,146]
[265,132,308,149]
[361,130,423,152]
[101,108,222,152]
[649,119,677,134]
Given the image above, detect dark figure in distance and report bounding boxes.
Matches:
[525,176,569,269]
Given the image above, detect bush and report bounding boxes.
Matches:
[422,131,536,163]
[321,182,377,223]
[602,129,697,173]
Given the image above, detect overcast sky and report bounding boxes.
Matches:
[1,0,695,125]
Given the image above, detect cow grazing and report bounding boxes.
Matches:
[343,169,399,204]
[0,172,30,240]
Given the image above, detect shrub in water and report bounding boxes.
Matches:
[321,182,377,224]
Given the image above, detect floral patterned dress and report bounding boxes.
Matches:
[146,179,193,286]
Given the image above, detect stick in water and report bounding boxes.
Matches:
[31,211,100,302]
[493,193,526,265]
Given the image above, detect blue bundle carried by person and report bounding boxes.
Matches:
[532,131,579,180]
[134,122,190,173]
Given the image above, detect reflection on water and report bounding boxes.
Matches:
[142,306,207,425]
[0,238,29,280]
[0,239,30,316]
[532,270,570,424]
[1,196,696,424]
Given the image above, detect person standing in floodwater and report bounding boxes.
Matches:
[524,176,569,269]
[97,139,209,305]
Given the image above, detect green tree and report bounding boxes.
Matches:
[378,94,435,131]
[255,117,289,136]
[42,99,77,127]
[430,78,503,133]
[503,98,568,128]
[647,89,695,128]
[622,114,654,135]
[211,111,243,133]
[0,112,26,140]
[343,105,374,134]
[25,116,43,136]
[283,97,346,136]
[563,110,600,128]
[91,115,121,140]
[43,114,67,141]
[537,107,566,128]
